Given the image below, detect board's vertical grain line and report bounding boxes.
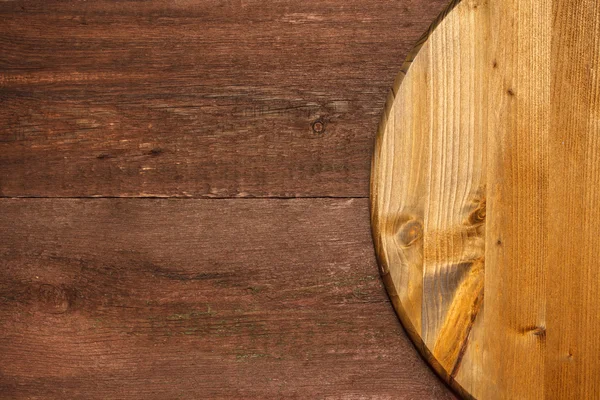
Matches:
[547,1,600,397]
[482,0,551,397]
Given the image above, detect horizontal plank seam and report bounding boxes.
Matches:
[0,195,368,200]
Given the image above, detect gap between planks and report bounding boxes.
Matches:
[0,195,368,200]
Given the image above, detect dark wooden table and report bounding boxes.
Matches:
[0,1,457,398]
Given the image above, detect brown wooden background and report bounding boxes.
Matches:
[0,1,457,398]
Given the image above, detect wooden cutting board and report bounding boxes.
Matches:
[370,0,600,399]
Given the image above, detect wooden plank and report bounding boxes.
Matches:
[0,198,456,399]
[421,2,486,367]
[0,0,448,198]
[546,1,600,398]
[482,0,550,398]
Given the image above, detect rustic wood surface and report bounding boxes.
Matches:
[371,0,600,399]
[0,199,457,399]
[1,0,447,199]
[0,0,457,398]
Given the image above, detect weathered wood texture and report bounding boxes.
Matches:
[372,0,600,399]
[0,199,455,399]
[0,0,459,398]
[0,0,446,198]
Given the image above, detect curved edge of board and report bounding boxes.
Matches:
[369,1,473,399]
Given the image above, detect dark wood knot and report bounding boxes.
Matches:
[397,220,423,247]
[311,119,325,134]
[467,200,486,226]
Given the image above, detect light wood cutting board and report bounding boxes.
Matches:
[370,0,600,399]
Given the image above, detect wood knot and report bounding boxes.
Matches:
[37,284,70,314]
[467,200,486,226]
[397,220,423,247]
[311,119,325,134]
[520,325,546,341]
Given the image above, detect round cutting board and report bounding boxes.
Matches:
[370,0,600,399]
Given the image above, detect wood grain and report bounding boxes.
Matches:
[546,0,600,398]
[371,0,600,398]
[0,0,449,198]
[481,0,549,398]
[0,198,456,399]
[371,1,486,395]
[0,0,464,398]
